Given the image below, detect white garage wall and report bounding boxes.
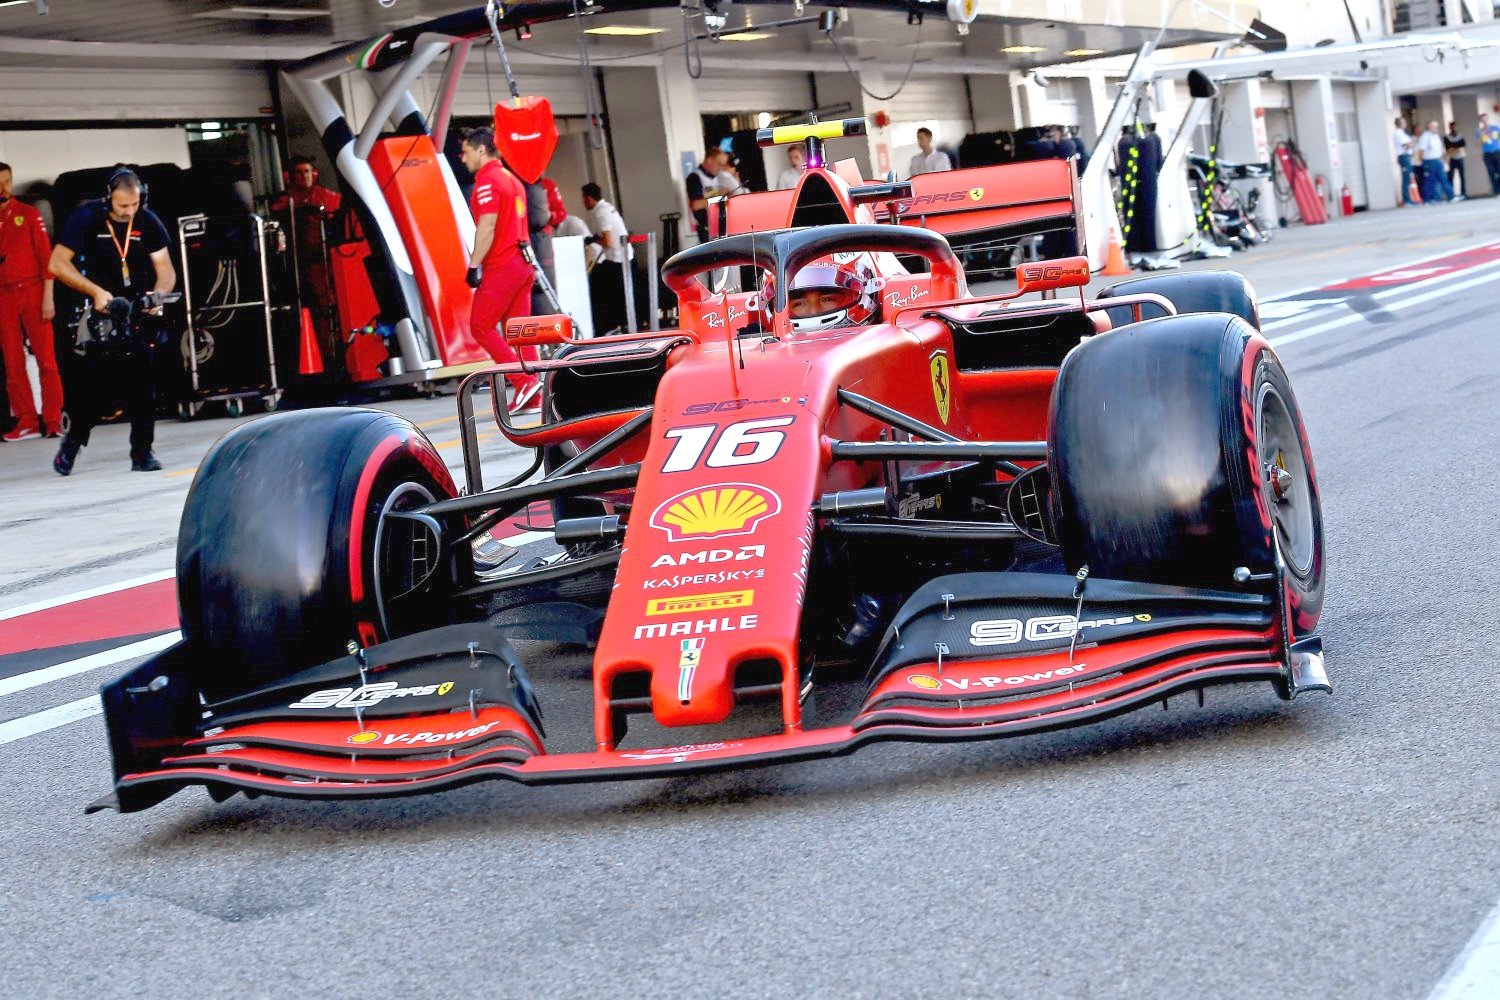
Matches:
[878,76,972,177]
[0,66,271,123]
[883,77,965,123]
[417,65,592,119]
[0,128,192,194]
[695,71,814,115]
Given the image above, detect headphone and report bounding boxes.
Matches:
[285,157,319,187]
[104,166,148,207]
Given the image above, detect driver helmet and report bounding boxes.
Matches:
[764,253,881,333]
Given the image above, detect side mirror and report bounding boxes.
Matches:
[1016,256,1091,295]
[504,313,573,347]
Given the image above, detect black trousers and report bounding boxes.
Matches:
[589,260,628,336]
[63,346,156,456]
[1449,158,1467,198]
[1483,151,1500,195]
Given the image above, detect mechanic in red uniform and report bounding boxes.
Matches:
[270,155,342,362]
[459,128,541,415]
[0,161,63,442]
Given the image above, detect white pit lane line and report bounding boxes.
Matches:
[1267,261,1500,349]
[0,695,102,747]
[0,632,180,699]
[1430,899,1500,999]
[0,569,174,623]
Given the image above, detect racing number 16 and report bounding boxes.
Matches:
[660,416,795,473]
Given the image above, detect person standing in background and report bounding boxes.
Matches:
[0,161,63,442]
[1478,114,1500,195]
[685,148,735,242]
[553,203,598,266]
[1394,118,1417,206]
[459,128,541,416]
[270,155,343,359]
[775,144,807,191]
[1061,126,1090,174]
[48,168,176,474]
[523,177,556,315]
[1417,121,1453,204]
[1444,121,1468,200]
[581,182,632,336]
[540,176,567,231]
[908,127,953,177]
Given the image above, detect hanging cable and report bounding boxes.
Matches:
[505,40,691,63]
[569,0,607,150]
[484,35,494,109]
[827,21,921,102]
[682,7,704,79]
[484,0,523,101]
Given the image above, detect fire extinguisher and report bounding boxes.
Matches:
[1340,184,1354,216]
[1314,175,1329,209]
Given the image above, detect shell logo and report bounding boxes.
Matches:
[347,731,381,745]
[907,674,943,690]
[650,483,781,542]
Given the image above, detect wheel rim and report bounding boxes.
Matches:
[372,481,440,638]
[1256,384,1315,577]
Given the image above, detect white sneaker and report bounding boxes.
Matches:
[506,380,542,416]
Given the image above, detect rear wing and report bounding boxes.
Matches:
[715,157,1083,277]
[886,159,1080,247]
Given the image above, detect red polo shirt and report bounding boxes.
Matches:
[470,159,528,271]
[0,198,50,288]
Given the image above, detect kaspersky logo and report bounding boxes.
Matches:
[650,484,781,542]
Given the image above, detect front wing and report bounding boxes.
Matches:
[88,580,1329,813]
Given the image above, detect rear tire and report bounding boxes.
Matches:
[177,408,460,696]
[1049,313,1324,634]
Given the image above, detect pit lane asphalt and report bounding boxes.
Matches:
[1,206,1497,998]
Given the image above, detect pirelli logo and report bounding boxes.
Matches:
[646,590,754,617]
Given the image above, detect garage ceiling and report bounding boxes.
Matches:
[0,0,471,45]
[0,0,1227,72]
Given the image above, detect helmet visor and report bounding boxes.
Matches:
[785,263,861,319]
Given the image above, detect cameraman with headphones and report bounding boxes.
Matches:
[47,168,176,475]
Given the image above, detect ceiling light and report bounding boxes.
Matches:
[1064,48,1105,57]
[1002,45,1047,54]
[720,32,773,41]
[584,25,664,36]
[196,5,331,20]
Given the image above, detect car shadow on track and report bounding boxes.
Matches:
[112,688,1327,854]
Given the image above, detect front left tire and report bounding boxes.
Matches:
[176,408,461,697]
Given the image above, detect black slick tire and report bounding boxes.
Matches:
[176,407,459,696]
[1048,313,1324,634]
[1097,269,1260,329]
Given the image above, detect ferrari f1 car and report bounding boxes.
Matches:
[91,119,1327,813]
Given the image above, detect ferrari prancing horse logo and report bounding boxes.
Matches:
[930,350,952,425]
[968,187,983,201]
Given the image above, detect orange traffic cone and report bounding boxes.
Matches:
[297,308,324,376]
[1102,224,1132,277]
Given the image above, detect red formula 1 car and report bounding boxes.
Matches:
[90,120,1328,813]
